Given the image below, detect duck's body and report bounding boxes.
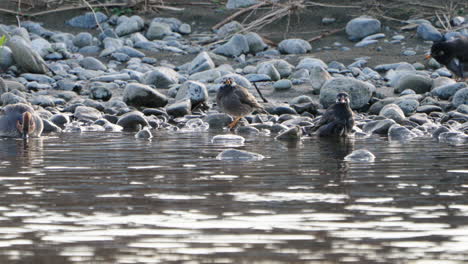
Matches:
[216,78,264,128]
[314,92,354,137]
[0,103,43,138]
[429,36,468,79]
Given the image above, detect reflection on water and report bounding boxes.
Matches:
[0,131,467,263]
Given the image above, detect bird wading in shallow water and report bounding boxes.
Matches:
[216,77,266,129]
[426,36,468,81]
[313,92,354,137]
[0,103,43,139]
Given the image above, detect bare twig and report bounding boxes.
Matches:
[253,82,268,103]
[212,1,269,30]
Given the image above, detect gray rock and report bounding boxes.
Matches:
[1,92,27,105]
[409,113,430,125]
[416,105,443,114]
[257,63,280,81]
[438,131,468,145]
[123,83,168,108]
[355,39,378,47]
[189,51,215,75]
[394,74,432,94]
[245,74,271,82]
[245,32,268,54]
[50,114,70,129]
[0,46,14,70]
[31,38,52,58]
[42,119,62,134]
[31,95,55,107]
[388,124,417,141]
[79,57,107,71]
[297,57,327,71]
[395,99,419,116]
[402,49,417,56]
[362,119,396,134]
[213,34,249,57]
[319,77,375,109]
[452,88,468,108]
[275,126,302,140]
[226,0,259,9]
[116,47,145,58]
[256,59,294,78]
[216,21,244,38]
[457,104,468,114]
[111,52,130,62]
[74,106,102,121]
[3,80,26,92]
[166,99,191,117]
[146,22,172,40]
[273,79,292,90]
[143,67,179,88]
[117,111,149,131]
[135,128,153,139]
[216,148,264,161]
[431,82,467,100]
[178,23,191,35]
[175,81,208,105]
[66,12,108,29]
[90,84,112,101]
[115,16,144,36]
[189,69,222,82]
[344,149,375,162]
[345,16,381,41]
[417,23,443,41]
[379,104,406,123]
[21,73,55,84]
[278,38,312,54]
[310,66,332,92]
[7,36,48,74]
[204,113,233,129]
[73,32,93,48]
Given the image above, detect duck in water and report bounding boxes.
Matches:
[0,103,43,139]
[216,77,265,129]
[426,36,468,80]
[313,92,354,137]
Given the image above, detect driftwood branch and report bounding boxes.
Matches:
[212,1,270,30]
[307,27,344,42]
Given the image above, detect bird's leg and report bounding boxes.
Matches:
[228,116,242,129]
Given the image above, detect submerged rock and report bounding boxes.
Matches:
[275,126,302,140]
[135,127,153,139]
[216,148,264,161]
[211,134,245,146]
[388,124,417,141]
[344,149,375,162]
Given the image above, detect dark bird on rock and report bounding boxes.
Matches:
[313,92,354,137]
[216,77,265,129]
[426,36,468,80]
[0,103,43,139]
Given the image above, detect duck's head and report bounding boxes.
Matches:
[16,112,36,139]
[222,77,235,86]
[336,92,350,105]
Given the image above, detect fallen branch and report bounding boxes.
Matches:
[253,82,268,103]
[307,27,344,42]
[305,2,361,8]
[81,0,105,34]
[212,1,270,30]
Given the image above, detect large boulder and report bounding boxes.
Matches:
[142,67,179,89]
[345,16,381,41]
[278,39,312,54]
[213,34,249,57]
[123,83,168,108]
[146,21,172,40]
[7,36,48,74]
[319,77,375,109]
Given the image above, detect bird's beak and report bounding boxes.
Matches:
[425,54,432,60]
[340,97,347,103]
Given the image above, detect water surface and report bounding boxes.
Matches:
[0,131,467,263]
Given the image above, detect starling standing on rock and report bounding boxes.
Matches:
[216,77,266,129]
[426,36,468,80]
[313,92,354,137]
[0,103,43,139]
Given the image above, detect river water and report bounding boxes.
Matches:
[0,130,467,263]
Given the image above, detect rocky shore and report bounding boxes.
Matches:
[0,2,467,155]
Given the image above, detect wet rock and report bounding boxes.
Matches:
[143,67,179,88]
[42,119,62,134]
[438,131,468,144]
[235,126,260,135]
[117,111,149,131]
[116,16,144,36]
[394,74,432,94]
[204,113,233,129]
[8,36,48,74]
[189,51,215,75]
[66,12,108,29]
[273,79,292,91]
[175,80,208,105]
[380,104,406,123]
[388,124,417,141]
[216,148,264,161]
[432,126,450,139]
[212,134,245,146]
[416,105,443,114]
[79,57,107,71]
[50,114,70,129]
[135,127,153,139]
[166,99,191,117]
[344,149,375,162]
[123,83,168,108]
[452,88,468,108]
[431,82,467,100]
[310,66,332,93]
[213,34,249,57]
[345,16,381,41]
[73,32,93,48]
[270,105,298,115]
[278,38,312,54]
[74,106,102,121]
[245,32,268,54]
[362,119,396,135]
[417,23,443,41]
[320,77,375,109]
[146,21,173,40]
[275,126,302,140]
[409,113,431,125]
